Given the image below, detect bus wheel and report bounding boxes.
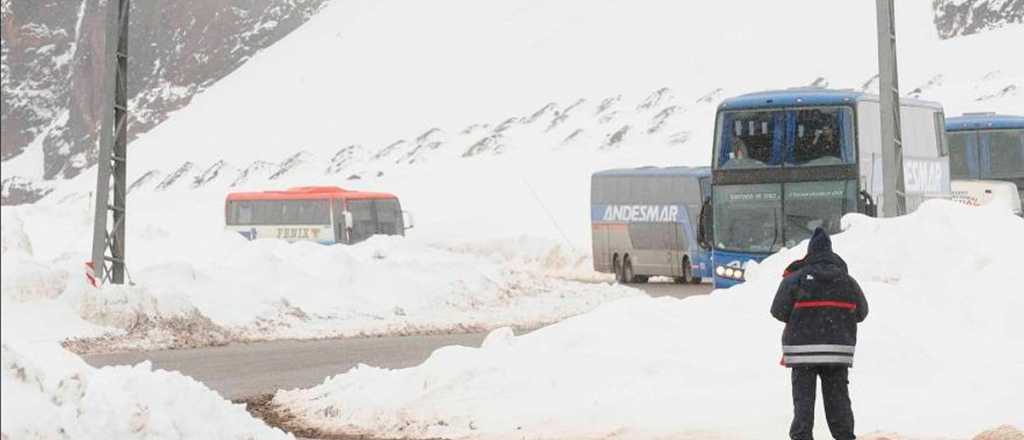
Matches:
[632,275,649,284]
[683,259,702,284]
[622,257,635,284]
[676,258,693,284]
[613,255,622,283]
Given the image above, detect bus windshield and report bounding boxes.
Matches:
[715,106,855,169]
[226,199,331,225]
[947,129,1024,180]
[712,180,855,253]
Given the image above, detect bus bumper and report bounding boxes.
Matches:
[711,250,768,289]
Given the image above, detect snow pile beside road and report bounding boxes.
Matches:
[1,198,637,352]
[274,201,1024,439]
[0,340,292,439]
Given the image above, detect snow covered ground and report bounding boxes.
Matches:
[1,193,636,353]
[273,201,1024,440]
[1,340,294,439]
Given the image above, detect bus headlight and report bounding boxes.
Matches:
[716,266,746,280]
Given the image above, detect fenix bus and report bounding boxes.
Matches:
[225,186,411,244]
[591,166,712,284]
[945,113,1024,215]
[697,88,950,288]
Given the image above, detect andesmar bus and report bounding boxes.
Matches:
[696,88,950,288]
[591,166,712,284]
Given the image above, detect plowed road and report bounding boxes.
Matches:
[85,282,711,399]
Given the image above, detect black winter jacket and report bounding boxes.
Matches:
[771,228,868,368]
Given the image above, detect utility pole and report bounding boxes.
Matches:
[876,0,906,216]
[90,0,130,285]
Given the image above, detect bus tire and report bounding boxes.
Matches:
[677,257,693,284]
[622,257,635,284]
[613,254,622,283]
[632,274,649,284]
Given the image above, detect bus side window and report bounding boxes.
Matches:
[237,202,254,224]
[347,200,376,244]
[374,199,401,235]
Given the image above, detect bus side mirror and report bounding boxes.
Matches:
[697,198,712,250]
[858,191,877,218]
[402,210,415,230]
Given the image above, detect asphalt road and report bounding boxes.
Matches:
[84,282,711,400]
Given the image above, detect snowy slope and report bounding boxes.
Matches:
[19,0,1023,205]
[273,201,1024,440]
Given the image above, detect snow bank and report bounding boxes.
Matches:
[1,196,637,353]
[0,340,292,439]
[273,201,1024,439]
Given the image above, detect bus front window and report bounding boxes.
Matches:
[947,129,1024,180]
[713,184,783,253]
[987,129,1024,179]
[947,132,974,179]
[713,181,855,253]
[716,107,853,169]
[782,181,855,248]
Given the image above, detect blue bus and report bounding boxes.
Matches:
[945,113,1024,203]
[696,89,950,288]
[591,166,712,284]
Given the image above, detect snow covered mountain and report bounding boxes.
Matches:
[933,0,1024,39]
[1,0,328,203]
[3,0,1023,206]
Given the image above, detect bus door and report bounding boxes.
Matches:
[592,222,610,272]
[331,199,349,244]
[346,200,376,243]
[670,223,685,277]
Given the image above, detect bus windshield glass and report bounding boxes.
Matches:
[713,180,855,253]
[226,199,331,225]
[947,129,1024,180]
[715,106,855,169]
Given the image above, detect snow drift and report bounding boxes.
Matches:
[0,340,292,439]
[1,195,636,353]
[273,201,1024,439]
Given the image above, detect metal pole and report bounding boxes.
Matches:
[876,0,906,216]
[90,0,129,285]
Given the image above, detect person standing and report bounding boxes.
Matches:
[771,227,869,440]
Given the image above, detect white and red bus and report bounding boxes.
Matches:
[225,186,411,244]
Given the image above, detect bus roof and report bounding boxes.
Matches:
[718,88,941,111]
[592,166,710,178]
[945,113,1024,131]
[226,186,397,201]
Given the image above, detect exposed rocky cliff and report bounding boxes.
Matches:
[1,0,327,203]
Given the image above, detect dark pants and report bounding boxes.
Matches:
[790,366,855,440]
